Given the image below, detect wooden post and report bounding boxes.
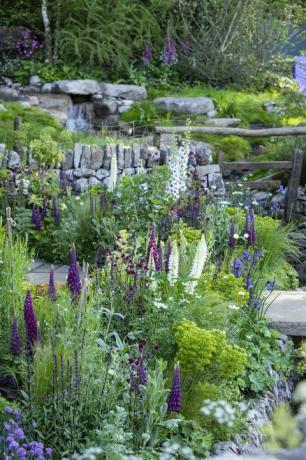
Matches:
[153,132,161,148]
[14,116,22,131]
[218,151,225,174]
[285,149,304,221]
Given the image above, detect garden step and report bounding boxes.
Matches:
[28,260,69,285]
[266,290,306,336]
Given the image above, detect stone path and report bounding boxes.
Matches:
[266,289,306,336]
[28,261,306,336]
[28,260,69,285]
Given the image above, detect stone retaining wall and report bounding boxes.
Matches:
[0,141,225,194]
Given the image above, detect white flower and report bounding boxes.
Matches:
[109,151,118,191]
[233,233,239,240]
[168,240,179,285]
[60,203,67,211]
[186,233,208,293]
[228,304,239,310]
[166,121,191,199]
[243,233,249,239]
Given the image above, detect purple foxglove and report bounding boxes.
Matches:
[167,363,182,412]
[143,45,153,65]
[162,37,177,65]
[10,314,23,356]
[48,265,56,301]
[67,245,81,297]
[24,289,38,346]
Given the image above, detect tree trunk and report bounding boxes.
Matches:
[41,0,52,62]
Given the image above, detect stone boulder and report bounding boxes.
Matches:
[52,79,101,95]
[190,141,213,165]
[0,86,19,100]
[154,96,216,116]
[37,94,72,125]
[100,83,147,101]
[93,97,118,118]
[7,151,20,170]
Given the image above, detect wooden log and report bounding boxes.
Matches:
[222,161,292,171]
[153,132,161,148]
[156,125,306,137]
[247,180,281,190]
[218,151,225,174]
[285,149,304,220]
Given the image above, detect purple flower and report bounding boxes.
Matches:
[162,37,177,65]
[232,257,242,278]
[139,359,147,386]
[51,198,61,225]
[146,224,159,270]
[45,448,53,457]
[267,280,276,293]
[31,206,41,231]
[67,245,81,297]
[252,299,261,309]
[23,289,38,347]
[4,407,12,415]
[248,211,256,246]
[165,239,172,273]
[10,315,23,356]
[228,220,237,248]
[48,265,56,301]
[167,363,182,412]
[143,45,153,65]
[156,244,163,271]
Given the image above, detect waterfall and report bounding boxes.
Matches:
[66,103,92,132]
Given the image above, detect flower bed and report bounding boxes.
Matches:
[0,134,304,459]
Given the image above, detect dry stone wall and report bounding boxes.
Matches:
[0,141,225,195]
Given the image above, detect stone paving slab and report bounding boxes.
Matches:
[28,261,69,285]
[266,290,306,336]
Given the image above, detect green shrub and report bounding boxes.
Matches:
[217,136,251,161]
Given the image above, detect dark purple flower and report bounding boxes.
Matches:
[242,250,252,263]
[48,265,56,301]
[228,220,236,248]
[31,206,41,230]
[143,45,153,65]
[165,239,172,273]
[51,198,61,225]
[23,289,38,347]
[162,37,177,65]
[252,299,261,309]
[10,315,22,356]
[67,245,81,297]
[146,224,159,270]
[156,244,163,271]
[167,363,182,412]
[232,257,242,278]
[278,185,286,195]
[139,359,147,386]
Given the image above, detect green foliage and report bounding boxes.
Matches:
[263,403,303,450]
[216,136,251,161]
[0,101,65,150]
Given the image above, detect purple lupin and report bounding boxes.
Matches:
[10,314,23,356]
[48,265,56,301]
[67,244,81,297]
[32,206,41,230]
[249,211,256,246]
[168,363,182,412]
[156,244,163,271]
[24,289,38,346]
[228,220,236,248]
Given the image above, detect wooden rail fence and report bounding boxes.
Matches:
[155,125,305,220]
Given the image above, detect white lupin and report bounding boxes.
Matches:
[168,240,179,285]
[186,233,208,293]
[109,152,118,191]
